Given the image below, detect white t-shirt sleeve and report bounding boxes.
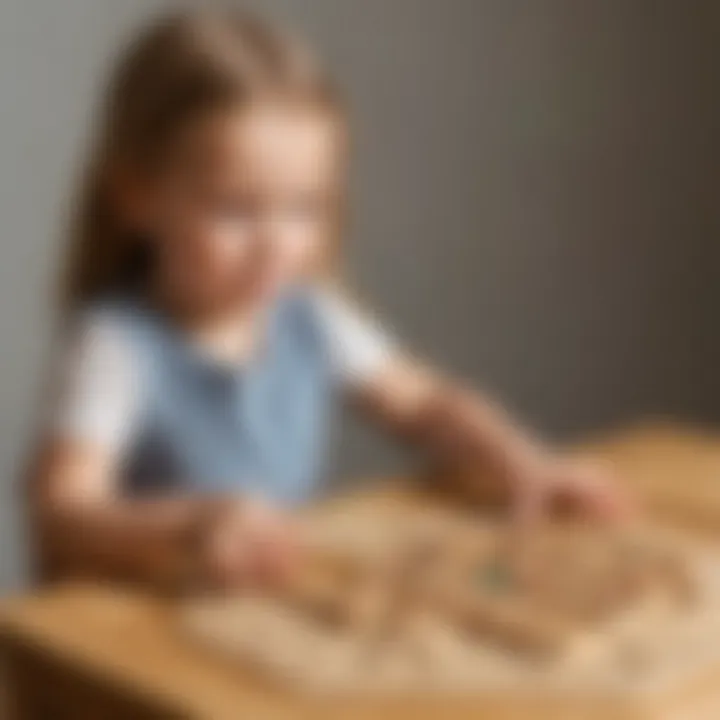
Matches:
[312,290,397,387]
[48,314,141,456]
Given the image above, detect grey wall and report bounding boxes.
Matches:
[1,0,718,589]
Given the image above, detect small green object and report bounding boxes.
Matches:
[476,560,513,591]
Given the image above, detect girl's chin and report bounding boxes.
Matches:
[216,278,284,311]
[242,275,290,304]
[196,274,292,313]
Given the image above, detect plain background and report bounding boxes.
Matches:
[1,0,718,589]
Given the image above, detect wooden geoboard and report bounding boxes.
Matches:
[182,503,720,717]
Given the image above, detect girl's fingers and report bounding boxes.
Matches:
[200,497,302,589]
[241,508,303,586]
[586,480,637,523]
[206,524,255,588]
[510,477,548,529]
[508,458,637,529]
[553,459,637,523]
[250,529,300,586]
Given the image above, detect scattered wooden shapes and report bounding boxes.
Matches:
[184,509,709,696]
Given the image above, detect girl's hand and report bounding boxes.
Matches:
[195,497,302,590]
[513,456,636,526]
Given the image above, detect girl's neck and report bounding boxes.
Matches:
[151,283,269,366]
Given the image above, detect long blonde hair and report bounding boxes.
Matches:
[62,7,345,312]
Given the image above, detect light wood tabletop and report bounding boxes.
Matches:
[2,421,720,719]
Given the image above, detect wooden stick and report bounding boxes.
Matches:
[437,585,581,657]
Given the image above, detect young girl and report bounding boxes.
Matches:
[31,9,628,590]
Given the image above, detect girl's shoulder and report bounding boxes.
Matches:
[59,296,153,371]
[49,297,151,453]
[287,282,396,387]
[66,294,164,351]
[56,296,168,393]
[70,294,150,328]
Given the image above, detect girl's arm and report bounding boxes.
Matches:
[29,437,296,590]
[318,292,630,523]
[31,438,200,587]
[31,315,296,590]
[352,356,630,522]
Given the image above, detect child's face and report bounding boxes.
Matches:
[141,105,341,313]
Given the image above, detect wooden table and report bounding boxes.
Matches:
[2,422,720,720]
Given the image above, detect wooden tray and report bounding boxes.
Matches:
[182,504,720,719]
